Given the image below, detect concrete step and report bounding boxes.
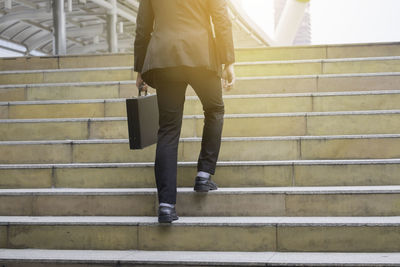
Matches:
[1,72,400,101]
[3,90,400,118]
[236,42,400,62]
[0,81,139,102]
[1,186,400,217]
[0,67,136,85]
[2,110,400,140]
[1,159,400,189]
[234,57,400,77]
[234,72,400,95]
[2,249,400,267]
[1,43,399,71]
[1,57,399,85]
[0,216,399,252]
[0,54,135,71]
[1,134,400,164]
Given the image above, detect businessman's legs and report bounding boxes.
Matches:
[153,67,224,205]
[187,68,225,176]
[153,69,187,205]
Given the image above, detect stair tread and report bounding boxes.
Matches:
[0,80,127,89]
[0,71,399,88]
[1,185,400,195]
[1,158,400,169]
[239,71,400,79]
[2,134,400,145]
[1,56,399,75]
[2,110,400,123]
[1,249,400,266]
[0,66,133,74]
[3,88,400,104]
[1,216,400,226]
[235,55,400,66]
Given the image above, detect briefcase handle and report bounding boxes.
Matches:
[138,82,148,96]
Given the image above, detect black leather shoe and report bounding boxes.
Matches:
[194,176,218,192]
[158,205,179,223]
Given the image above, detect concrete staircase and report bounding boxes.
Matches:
[0,42,400,266]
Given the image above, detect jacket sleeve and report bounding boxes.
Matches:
[134,0,154,73]
[208,0,235,65]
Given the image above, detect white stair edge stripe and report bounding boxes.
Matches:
[236,41,400,49]
[1,56,400,74]
[1,185,400,195]
[1,249,400,266]
[1,71,400,89]
[0,216,400,226]
[3,89,400,105]
[2,56,399,74]
[2,110,400,123]
[234,56,400,66]
[0,66,134,74]
[207,89,400,98]
[0,99,107,106]
[0,80,126,89]
[237,72,400,80]
[2,134,400,145]
[1,159,400,169]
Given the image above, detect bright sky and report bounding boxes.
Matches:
[241,0,400,45]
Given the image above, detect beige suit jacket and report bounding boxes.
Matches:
[134,0,235,84]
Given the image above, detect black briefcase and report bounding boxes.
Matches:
[126,87,159,150]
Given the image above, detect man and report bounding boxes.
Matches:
[134,0,235,223]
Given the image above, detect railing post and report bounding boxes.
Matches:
[107,0,118,53]
[275,0,310,46]
[52,0,67,55]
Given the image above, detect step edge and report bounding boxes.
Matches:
[2,159,400,169]
[4,56,399,73]
[3,110,400,123]
[237,72,400,80]
[0,80,126,89]
[1,249,400,266]
[2,134,400,145]
[235,41,400,50]
[3,89,400,104]
[234,56,400,66]
[1,71,399,88]
[4,89,400,104]
[0,216,400,226]
[1,185,400,196]
[0,66,133,75]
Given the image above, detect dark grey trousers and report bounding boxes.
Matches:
[152,67,225,204]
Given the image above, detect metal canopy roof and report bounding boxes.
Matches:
[0,0,271,56]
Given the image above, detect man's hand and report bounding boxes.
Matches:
[222,63,235,91]
[136,72,148,92]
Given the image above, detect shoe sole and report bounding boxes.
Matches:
[158,215,179,224]
[194,184,217,192]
